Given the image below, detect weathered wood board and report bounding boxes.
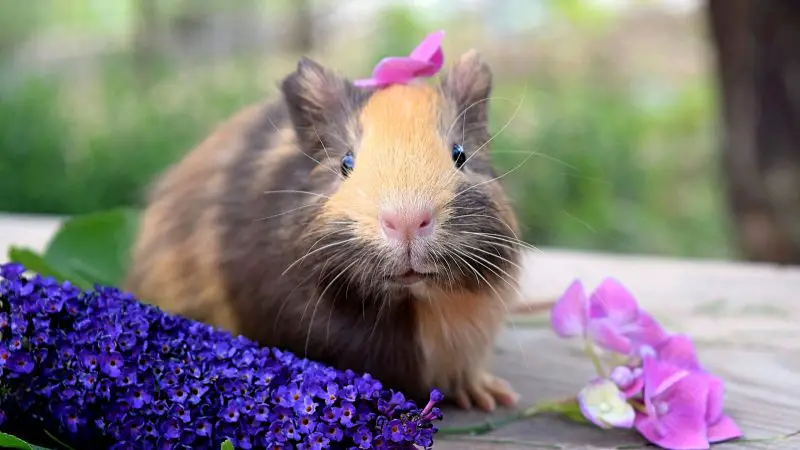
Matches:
[435,250,800,449]
[0,215,798,449]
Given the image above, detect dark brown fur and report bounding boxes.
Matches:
[125,52,523,407]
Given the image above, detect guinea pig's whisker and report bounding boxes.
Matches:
[457,232,525,254]
[443,95,512,149]
[454,146,539,201]
[301,229,353,264]
[460,230,541,253]
[303,257,361,356]
[430,245,457,286]
[272,268,319,332]
[463,244,525,272]
[491,149,579,172]
[263,190,331,200]
[454,227,536,254]
[450,211,521,241]
[326,246,370,346]
[454,244,523,299]
[448,246,527,358]
[312,125,332,163]
[282,237,359,276]
[256,203,317,221]
[267,116,341,180]
[439,250,460,286]
[456,89,526,178]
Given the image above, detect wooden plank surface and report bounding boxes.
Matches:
[0,214,798,449]
[435,250,800,449]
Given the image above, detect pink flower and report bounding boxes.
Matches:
[353,30,445,88]
[634,356,743,449]
[550,278,666,355]
[650,334,743,444]
[634,357,711,449]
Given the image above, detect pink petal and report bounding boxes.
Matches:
[371,57,436,86]
[587,318,632,354]
[707,414,743,443]
[409,30,445,62]
[634,412,663,445]
[625,311,668,348]
[622,377,644,398]
[354,30,445,89]
[412,47,443,77]
[655,334,701,371]
[353,78,381,88]
[659,371,710,418]
[642,357,689,399]
[704,374,724,424]
[550,279,588,338]
[588,277,639,323]
[639,372,712,450]
[634,411,710,450]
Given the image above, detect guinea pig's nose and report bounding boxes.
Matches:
[379,209,435,242]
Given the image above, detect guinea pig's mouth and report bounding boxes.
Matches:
[388,269,434,286]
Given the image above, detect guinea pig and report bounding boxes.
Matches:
[124,49,524,412]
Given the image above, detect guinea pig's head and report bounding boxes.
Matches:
[281,50,521,300]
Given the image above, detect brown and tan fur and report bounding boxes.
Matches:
[125,50,524,411]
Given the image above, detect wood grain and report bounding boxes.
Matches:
[0,215,797,449]
[435,249,800,449]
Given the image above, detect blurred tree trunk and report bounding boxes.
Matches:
[288,0,314,53]
[132,0,161,84]
[707,0,800,264]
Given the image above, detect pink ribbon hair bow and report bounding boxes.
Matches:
[353,30,445,88]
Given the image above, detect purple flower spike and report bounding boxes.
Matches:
[634,357,711,450]
[354,30,445,88]
[0,263,443,449]
[578,378,635,429]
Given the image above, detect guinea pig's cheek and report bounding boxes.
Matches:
[322,187,383,241]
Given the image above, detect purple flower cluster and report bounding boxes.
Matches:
[0,262,442,449]
[551,278,743,450]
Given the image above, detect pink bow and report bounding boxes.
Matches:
[354,30,445,88]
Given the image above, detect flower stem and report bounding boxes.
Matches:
[584,339,606,378]
[439,435,564,448]
[436,397,577,436]
[44,429,77,450]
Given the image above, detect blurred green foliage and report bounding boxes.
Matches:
[0,1,733,259]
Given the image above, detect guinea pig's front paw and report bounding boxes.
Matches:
[452,371,520,412]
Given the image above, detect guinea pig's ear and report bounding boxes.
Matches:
[440,50,493,129]
[280,57,354,133]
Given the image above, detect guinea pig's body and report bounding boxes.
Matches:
[125,51,523,411]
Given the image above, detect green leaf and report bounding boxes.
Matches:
[0,432,52,450]
[41,208,141,288]
[7,247,94,290]
[220,439,235,450]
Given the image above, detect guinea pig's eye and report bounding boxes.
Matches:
[451,143,466,169]
[341,152,355,177]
